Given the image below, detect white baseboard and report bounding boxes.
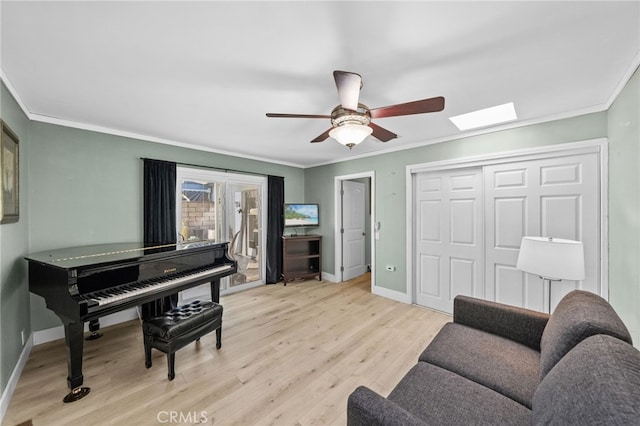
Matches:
[321,271,337,282]
[372,284,411,304]
[0,334,33,425]
[33,308,139,345]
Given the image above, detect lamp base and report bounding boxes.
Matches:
[541,277,562,314]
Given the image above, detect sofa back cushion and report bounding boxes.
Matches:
[532,334,640,425]
[539,290,632,380]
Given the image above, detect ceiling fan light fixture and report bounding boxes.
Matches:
[329,123,373,149]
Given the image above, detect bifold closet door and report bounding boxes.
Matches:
[414,168,484,313]
[413,152,600,314]
[484,153,600,312]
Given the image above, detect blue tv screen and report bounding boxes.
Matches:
[284,203,319,227]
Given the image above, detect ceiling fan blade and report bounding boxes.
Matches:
[310,128,333,143]
[370,96,445,119]
[333,70,362,111]
[266,113,331,119]
[369,122,398,142]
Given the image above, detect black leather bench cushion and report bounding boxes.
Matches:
[142,300,222,340]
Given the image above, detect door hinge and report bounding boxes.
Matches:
[340,228,344,234]
[340,266,344,272]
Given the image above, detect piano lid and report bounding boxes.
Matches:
[25,240,226,270]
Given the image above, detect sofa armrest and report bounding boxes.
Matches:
[454,295,550,350]
[347,386,428,426]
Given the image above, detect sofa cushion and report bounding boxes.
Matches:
[388,362,531,425]
[453,295,549,351]
[348,386,430,426]
[419,322,539,408]
[539,290,632,380]
[533,334,640,425]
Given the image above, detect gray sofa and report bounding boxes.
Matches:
[347,290,640,425]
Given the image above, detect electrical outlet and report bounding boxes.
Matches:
[21,329,25,346]
[385,265,396,272]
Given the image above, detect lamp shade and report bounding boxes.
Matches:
[516,237,585,281]
[329,123,372,148]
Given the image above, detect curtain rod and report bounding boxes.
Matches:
[140,157,283,179]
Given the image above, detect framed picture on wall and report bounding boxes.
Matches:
[1,120,19,224]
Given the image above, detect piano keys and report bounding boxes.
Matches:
[25,240,236,402]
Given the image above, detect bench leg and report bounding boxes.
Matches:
[216,327,222,349]
[167,353,176,381]
[144,345,152,369]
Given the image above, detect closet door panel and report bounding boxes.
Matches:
[485,153,600,312]
[414,168,483,313]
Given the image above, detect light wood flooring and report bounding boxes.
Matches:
[4,274,450,426]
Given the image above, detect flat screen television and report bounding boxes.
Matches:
[284,203,319,227]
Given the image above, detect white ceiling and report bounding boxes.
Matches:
[2,1,639,168]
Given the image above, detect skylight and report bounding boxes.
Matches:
[449,102,517,131]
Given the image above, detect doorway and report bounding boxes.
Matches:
[334,172,375,287]
[176,167,266,301]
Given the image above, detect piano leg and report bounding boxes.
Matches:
[211,279,222,350]
[85,319,102,340]
[62,318,90,403]
[210,278,221,303]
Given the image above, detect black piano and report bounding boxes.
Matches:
[25,240,236,402]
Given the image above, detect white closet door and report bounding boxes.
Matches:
[414,168,484,313]
[484,153,600,312]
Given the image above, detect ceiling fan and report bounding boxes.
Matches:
[266,70,445,149]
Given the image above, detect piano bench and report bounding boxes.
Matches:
[142,300,223,381]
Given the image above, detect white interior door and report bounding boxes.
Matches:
[342,180,366,281]
[414,168,484,312]
[413,151,601,314]
[484,153,600,312]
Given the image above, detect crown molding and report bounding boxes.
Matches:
[4,53,639,170]
[0,72,306,169]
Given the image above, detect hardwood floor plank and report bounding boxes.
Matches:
[4,274,450,425]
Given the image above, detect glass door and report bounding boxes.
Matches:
[176,168,266,301]
[226,180,262,288]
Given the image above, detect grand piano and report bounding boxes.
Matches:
[25,240,236,402]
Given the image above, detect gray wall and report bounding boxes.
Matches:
[608,67,640,343]
[0,84,31,392]
[27,121,305,330]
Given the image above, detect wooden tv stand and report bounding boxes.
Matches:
[282,235,322,284]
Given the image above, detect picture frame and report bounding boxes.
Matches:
[1,120,19,224]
